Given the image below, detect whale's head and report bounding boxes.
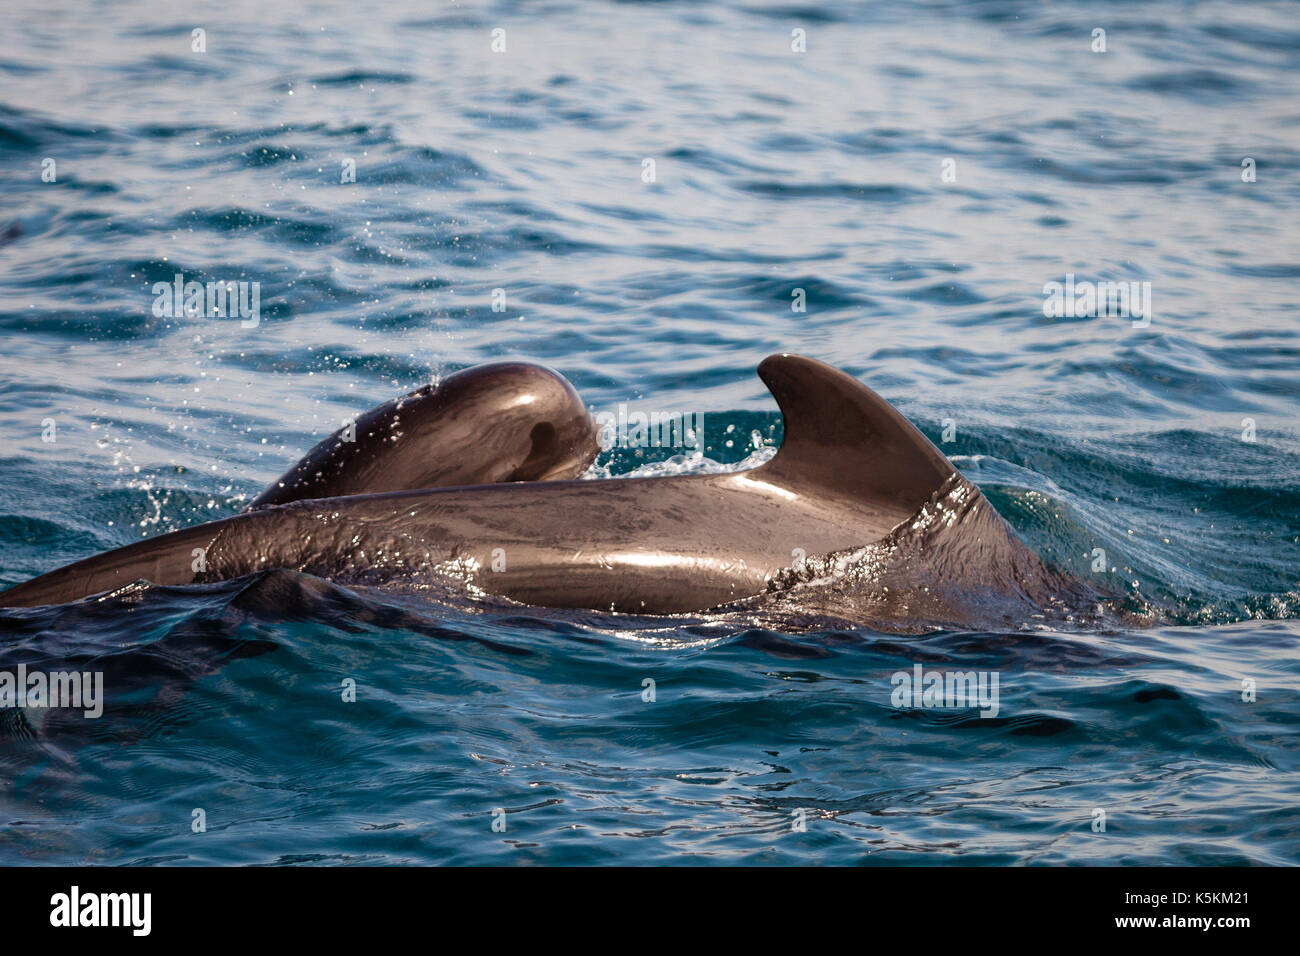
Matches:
[249,361,600,509]
[475,362,602,483]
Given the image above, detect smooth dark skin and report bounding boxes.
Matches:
[0,361,601,608]
[249,362,600,508]
[0,355,1090,626]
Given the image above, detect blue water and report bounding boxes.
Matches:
[1,0,1298,865]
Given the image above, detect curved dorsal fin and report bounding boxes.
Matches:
[753,354,955,511]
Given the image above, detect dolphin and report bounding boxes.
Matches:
[0,360,601,608]
[248,360,600,508]
[0,355,1099,629]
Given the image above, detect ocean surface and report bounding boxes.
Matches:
[0,0,1297,865]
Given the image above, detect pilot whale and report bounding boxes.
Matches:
[0,355,1101,630]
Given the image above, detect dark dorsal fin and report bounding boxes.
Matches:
[753,354,955,512]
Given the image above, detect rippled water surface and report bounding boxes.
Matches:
[0,0,1297,865]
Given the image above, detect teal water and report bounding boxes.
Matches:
[0,0,1297,864]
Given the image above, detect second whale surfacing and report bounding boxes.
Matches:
[0,354,1105,632]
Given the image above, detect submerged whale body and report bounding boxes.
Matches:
[0,355,1102,631]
